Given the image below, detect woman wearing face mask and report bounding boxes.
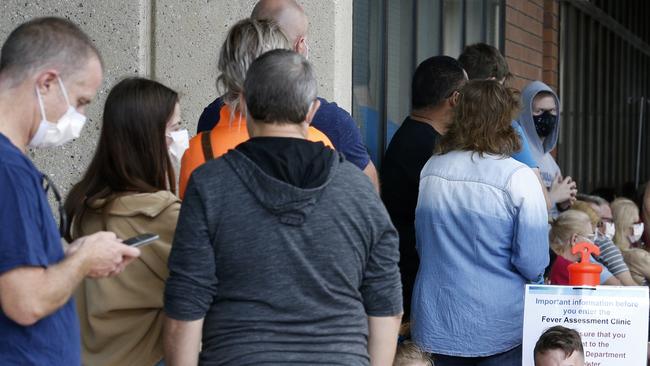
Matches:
[516,81,577,216]
[64,78,186,366]
[612,198,650,285]
[548,210,620,286]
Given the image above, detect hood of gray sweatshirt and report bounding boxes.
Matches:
[516,80,562,187]
[223,148,340,227]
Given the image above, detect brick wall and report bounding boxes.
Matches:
[504,0,559,92]
[542,0,560,91]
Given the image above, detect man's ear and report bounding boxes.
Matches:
[35,69,59,95]
[304,99,321,125]
[295,36,307,56]
[449,91,461,107]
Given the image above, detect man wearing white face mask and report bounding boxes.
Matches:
[30,76,88,148]
[576,195,639,286]
[0,17,140,365]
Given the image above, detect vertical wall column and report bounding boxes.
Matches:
[0,0,352,196]
[0,1,148,192]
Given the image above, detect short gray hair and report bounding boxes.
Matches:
[0,17,101,86]
[217,18,291,113]
[244,49,317,124]
[576,194,609,206]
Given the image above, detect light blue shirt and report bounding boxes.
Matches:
[511,122,538,168]
[412,151,549,357]
[591,256,614,283]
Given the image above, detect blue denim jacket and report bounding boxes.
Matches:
[412,151,549,357]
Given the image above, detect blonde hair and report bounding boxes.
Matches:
[217,18,291,114]
[549,210,592,254]
[571,201,600,229]
[393,341,433,366]
[611,198,639,250]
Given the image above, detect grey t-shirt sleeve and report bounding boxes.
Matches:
[164,175,218,321]
[595,237,630,276]
[360,221,403,317]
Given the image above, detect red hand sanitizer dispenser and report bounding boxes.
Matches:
[568,242,602,286]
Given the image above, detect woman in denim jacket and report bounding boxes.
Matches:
[411,80,549,366]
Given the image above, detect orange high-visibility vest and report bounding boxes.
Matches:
[179,104,333,199]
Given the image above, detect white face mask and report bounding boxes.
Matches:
[628,223,645,244]
[167,129,189,163]
[604,221,616,240]
[29,77,87,148]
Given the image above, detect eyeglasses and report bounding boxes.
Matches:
[597,218,614,226]
[576,233,597,243]
[43,174,68,238]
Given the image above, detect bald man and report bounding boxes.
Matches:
[251,0,309,54]
[197,0,379,190]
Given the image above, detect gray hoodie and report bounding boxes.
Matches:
[516,80,562,188]
[165,140,402,366]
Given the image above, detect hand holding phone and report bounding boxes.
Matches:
[123,233,159,248]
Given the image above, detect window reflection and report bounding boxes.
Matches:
[352,0,504,166]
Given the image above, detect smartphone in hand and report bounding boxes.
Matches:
[123,233,159,248]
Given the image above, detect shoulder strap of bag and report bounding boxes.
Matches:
[201,131,215,161]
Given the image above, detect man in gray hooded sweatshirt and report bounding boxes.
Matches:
[517,81,577,213]
[163,49,403,366]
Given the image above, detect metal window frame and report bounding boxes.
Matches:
[559,0,650,192]
[378,0,389,165]
[352,0,507,167]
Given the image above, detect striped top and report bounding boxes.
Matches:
[594,236,630,276]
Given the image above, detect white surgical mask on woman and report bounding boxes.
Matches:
[628,223,644,244]
[167,129,189,164]
[29,77,87,148]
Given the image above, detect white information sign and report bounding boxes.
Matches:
[523,285,649,366]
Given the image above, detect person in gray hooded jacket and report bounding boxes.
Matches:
[163,49,403,366]
[517,80,577,213]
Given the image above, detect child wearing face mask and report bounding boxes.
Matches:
[548,210,620,286]
[612,198,650,286]
[64,78,186,366]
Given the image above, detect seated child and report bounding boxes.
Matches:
[549,210,620,285]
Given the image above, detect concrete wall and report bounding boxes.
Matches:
[0,0,352,196]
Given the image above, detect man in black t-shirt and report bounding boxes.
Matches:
[380,56,467,320]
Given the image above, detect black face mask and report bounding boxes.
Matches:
[533,111,557,138]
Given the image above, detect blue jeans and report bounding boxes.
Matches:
[432,345,522,366]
